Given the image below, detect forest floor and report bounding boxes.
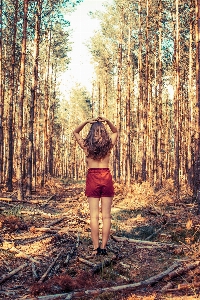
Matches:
[0,178,200,300]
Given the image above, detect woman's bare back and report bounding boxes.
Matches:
[86,152,111,169]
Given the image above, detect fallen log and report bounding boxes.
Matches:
[163,281,200,292]
[19,293,73,300]
[167,260,200,280]
[0,263,28,284]
[111,235,179,248]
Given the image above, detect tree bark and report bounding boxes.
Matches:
[196,0,200,213]
[17,0,29,200]
[26,0,41,195]
[0,0,3,184]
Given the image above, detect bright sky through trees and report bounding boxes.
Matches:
[60,0,112,96]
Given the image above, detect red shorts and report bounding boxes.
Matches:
[85,168,114,198]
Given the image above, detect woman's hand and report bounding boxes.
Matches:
[88,117,98,124]
[97,116,108,122]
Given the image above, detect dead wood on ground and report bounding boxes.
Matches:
[1,242,40,263]
[24,261,180,299]
[38,250,63,283]
[111,235,179,248]
[0,263,28,284]
[167,260,200,280]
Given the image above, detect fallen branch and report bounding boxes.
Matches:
[78,257,95,267]
[38,250,63,283]
[19,293,73,300]
[92,256,117,274]
[32,262,39,280]
[111,235,178,248]
[64,232,80,265]
[177,281,200,290]
[10,247,40,263]
[145,221,169,241]
[1,242,40,264]
[78,255,118,274]
[0,197,12,202]
[0,263,28,284]
[161,282,174,292]
[46,217,66,228]
[30,227,58,234]
[163,281,200,292]
[76,216,90,225]
[167,260,200,280]
[18,234,55,245]
[41,195,56,207]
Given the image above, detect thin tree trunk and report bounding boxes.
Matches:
[42,28,52,182]
[26,0,41,195]
[142,0,149,182]
[173,0,180,199]
[137,0,143,181]
[7,0,19,191]
[49,63,56,176]
[196,0,200,213]
[116,35,122,181]
[126,27,131,186]
[156,1,163,188]
[0,0,3,184]
[17,0,28,200]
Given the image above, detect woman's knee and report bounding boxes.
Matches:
[102,215,111,221]
[90,215,99,222]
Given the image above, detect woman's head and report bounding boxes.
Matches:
[84,121,112,160]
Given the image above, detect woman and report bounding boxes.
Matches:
[73,117,118,255]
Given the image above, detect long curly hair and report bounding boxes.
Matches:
[84,121,113,160]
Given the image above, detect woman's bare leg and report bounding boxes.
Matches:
[88,197,100,249]
[101,197,113,249]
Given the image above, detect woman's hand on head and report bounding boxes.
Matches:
[97,116,107,122]
[88,118,98,124]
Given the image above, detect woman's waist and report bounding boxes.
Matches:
[86,161,110,168]
[87,167,110,173]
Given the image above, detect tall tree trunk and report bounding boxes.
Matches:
[0,0,3,184]
[142,0,149,181]
[116,35,122,181]
[156,1,163,188]
[42,28,52,183]
[26,0,41,195]
[7,0,19,192]
[174,0,180,199]
[196,0,200,213]
[49,63,56,176]
[137,0,143,181]
[188,3,195,190]
[17,0,28,200]
[126,27,131,186]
